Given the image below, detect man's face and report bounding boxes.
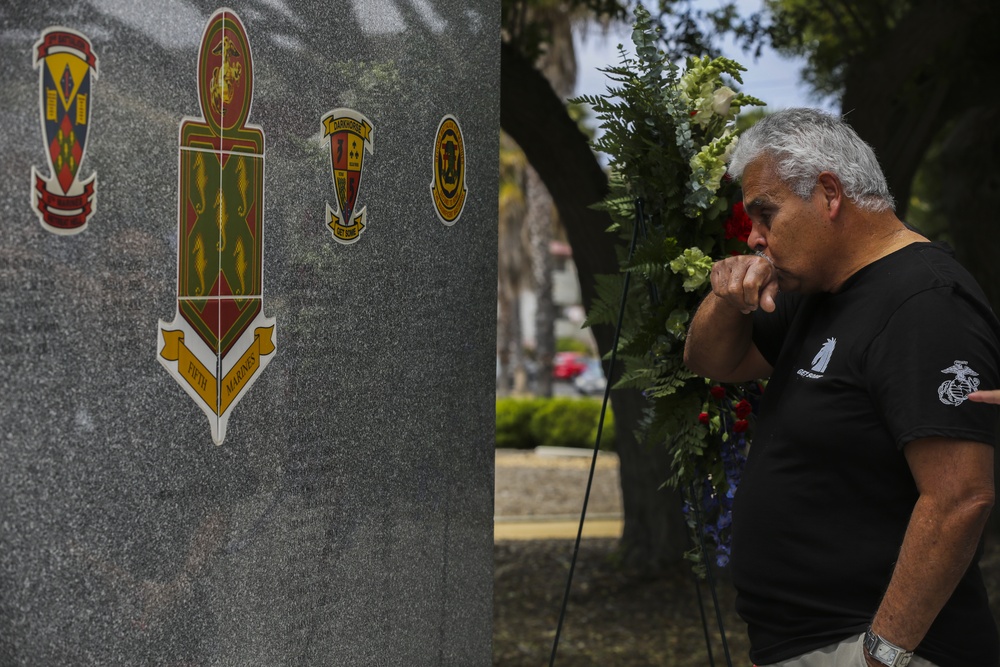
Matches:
[741,157,832,294]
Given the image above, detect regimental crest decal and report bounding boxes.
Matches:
[938,360,980,406]
[157,8,276,445]
[430,114,467,226]
[31,27,99,235]
[322,108,374,244]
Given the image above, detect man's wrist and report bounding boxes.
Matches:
[864,626,913,667]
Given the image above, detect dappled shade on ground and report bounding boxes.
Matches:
[495,538,1000,667]
[494,538,750,666]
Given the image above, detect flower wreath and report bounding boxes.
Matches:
[577,6,766,571]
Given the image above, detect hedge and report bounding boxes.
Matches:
[496,397,615,450]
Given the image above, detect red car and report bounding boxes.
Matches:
[553,352,588,380]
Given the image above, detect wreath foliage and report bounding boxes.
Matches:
[576,6,766,570]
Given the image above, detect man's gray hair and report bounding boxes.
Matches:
[728,108,895,212]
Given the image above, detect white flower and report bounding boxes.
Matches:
[712,86,737,117]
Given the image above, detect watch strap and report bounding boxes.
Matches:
[864,626,913,667]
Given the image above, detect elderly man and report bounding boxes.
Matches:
[684,108,999,667]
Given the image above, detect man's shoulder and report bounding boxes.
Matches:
[876,242,983,296]
[831,242,998,338]
[879,243,1000,330]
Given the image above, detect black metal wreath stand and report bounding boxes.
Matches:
[547,199,733,667]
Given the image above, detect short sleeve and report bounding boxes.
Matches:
[752,291,804,367]
[866,286,1000,448]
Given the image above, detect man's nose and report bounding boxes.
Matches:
[747,221,767,252]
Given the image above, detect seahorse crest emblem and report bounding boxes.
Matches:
[938,360,980,406]
[156,9,275,445]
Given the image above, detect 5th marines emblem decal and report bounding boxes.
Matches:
[430,115,467,225]
[31,27,98,234]
[157,8,276,445]
[322,108,374,244]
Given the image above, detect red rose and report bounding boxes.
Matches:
[709,386,726,399]
[733,419,749,433]
[735,399,752,419]
[724,201,753,243]
[698,412,710,425]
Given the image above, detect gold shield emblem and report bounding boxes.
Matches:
[430,115,467,225]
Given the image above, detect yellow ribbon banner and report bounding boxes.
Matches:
[329,216,364,241]
[323,115,372,141]
[161,326,275,416]
[160,329,217,409]
[220,326,275,414]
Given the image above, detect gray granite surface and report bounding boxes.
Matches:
[0,1,498,664]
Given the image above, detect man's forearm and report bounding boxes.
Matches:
[869,493,993,658]
[684,292,756,381]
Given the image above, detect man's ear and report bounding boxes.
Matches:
[816,171,844,220]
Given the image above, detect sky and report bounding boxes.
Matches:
[571,6,838,117]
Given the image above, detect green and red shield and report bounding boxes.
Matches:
[157,9,276,445]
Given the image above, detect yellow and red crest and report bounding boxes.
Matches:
[322,108,374,244]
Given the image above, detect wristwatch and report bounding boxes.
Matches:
[864,626,913,667]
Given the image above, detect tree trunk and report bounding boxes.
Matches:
[496,274,524,396]
[613,387,690,570]
[525,165,556,397]
[501,41,688,570]
[935,106,1000,315]
[497,144,528,396]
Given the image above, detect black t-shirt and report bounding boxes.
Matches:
[734,243,1000,666]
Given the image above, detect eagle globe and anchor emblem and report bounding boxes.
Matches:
[938,360,980,406]
[157,8,276,445]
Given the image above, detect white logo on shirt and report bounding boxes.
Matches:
[811,338,837,373]
[938,360,980,406]
[797,338,837,379]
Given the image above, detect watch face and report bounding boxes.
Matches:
[875,644,899,662]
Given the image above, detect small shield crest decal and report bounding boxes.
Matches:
[322,108,374,244]
[31,27,99,235]
[430,115,467,225]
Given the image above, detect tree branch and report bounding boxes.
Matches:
[500,41,616,319]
